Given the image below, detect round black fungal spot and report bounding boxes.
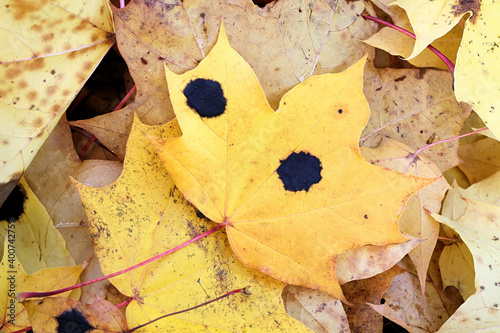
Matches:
[0,185,27,222]
[56,308,94,333]
[338,109,343,114]
[277,151,322,192]
[183,78,227,118]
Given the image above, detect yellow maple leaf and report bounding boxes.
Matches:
[0,0,114,201]
[148,24,434,300]
[74,116,310,332]
[0,241,84,332]
[393,0,500,139]
[433,199,500,332]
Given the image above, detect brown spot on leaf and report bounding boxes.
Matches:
[83,61,93,71]
[27,90,38,101]
[2,139,9,145]
[42,33,54,42]
[91,32,99,42]
[46,86,56,95]
[28,58,45,71]
[51,103,61,113]
[67,51,78,60]
[141,57,148,65]
[30,24,42,32]
[451,0,481,24]
[6,67,22,79]
[43,45,53,53]
[10,0,38,20]
[76,74,86,84]
[32,117,44,127]
[17,81,28,89]
[72,21,88,33]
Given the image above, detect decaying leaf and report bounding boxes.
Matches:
[368,258,451,333]
[23,295,128,333]
[361,64,471,171]
[73,0,376,159]
[439,171,500,300]
[433,199,500,332]
[394,0,500,139]
[336,237,420,285]
[149,24,434,300]
[0,0,115,204]
[342,264,406,333]
[74,115,310,332]
[283,285,350,333]
[365,0,463,71]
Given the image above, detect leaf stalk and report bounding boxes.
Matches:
[17,222,225,301]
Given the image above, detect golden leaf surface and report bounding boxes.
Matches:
[149,24,434,300]
[75,116,309,332]
[0,177,75,274]
[0,0,114,203]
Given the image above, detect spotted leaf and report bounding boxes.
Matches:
[148,24,434,301]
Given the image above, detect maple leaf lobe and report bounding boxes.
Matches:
[55,308,94,333]
[0,184,26,222]
[277,152,322,192]
[183,78,227,118]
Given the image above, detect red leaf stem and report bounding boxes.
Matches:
[17,223,225,302]
[361,14,455,75]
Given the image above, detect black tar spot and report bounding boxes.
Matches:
[183,78,226,118]
[0,184,27,222]
[56,308,94,333]
[277,152,322,192]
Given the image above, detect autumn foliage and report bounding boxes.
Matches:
[1,0,499,332]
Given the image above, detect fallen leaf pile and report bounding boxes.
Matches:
[1,0,499,332]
